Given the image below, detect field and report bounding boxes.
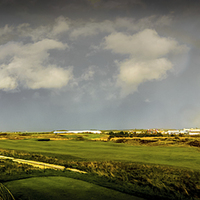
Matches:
[0,132,200,199]
[0,139,200,170]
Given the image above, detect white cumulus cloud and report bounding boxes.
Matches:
[103,29,188,97]
[117,58,172,96]
[104,29,186,59]
[0,39,72,91]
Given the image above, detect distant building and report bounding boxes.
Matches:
[167,128,200,135]
[136,131,142,134]
[53,130,68,134]
[54,130,102,134]
[187,128,200,135]
[167,130,180,135]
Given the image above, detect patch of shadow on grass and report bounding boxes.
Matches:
[37,139,50,141]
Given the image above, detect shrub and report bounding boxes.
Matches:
[76,136,84,141]
[188,140,200,147]
[115,139,127,143]
[139,139,158,144]
[0,133,7,136]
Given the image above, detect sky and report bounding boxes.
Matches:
[0,0,200,131]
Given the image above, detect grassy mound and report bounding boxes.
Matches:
[4,177,142,200]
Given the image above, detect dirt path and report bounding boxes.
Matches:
[0,155,87,173]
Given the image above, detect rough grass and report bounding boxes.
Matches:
[110,136,200,147]
[65,161,200,199]
[0,132,108,141]
[0,159,44,180]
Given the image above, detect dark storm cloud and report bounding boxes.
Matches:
[144,0,200,12]
[1,0,199,12]
[0,0,145,21]
[0,0,199,22]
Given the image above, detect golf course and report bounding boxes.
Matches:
[0,132,200,199]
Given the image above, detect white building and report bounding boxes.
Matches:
[167,130,180,135]
[188,128,200,135]
[53,130,68,134]
[54,130,102,134]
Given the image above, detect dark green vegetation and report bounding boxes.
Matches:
[4,177,142,200]
[0,133,200,200]
[0,182,15,200]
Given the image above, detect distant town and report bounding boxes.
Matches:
[53,128,200,135]
[2,128,200,136]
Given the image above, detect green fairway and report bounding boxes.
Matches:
[0,139,200,170]
[4,176,143,200]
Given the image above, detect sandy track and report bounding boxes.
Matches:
[0,155,87,173]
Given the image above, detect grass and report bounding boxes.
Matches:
[67,161,200,199]
[0,182,15,200]
[4,176,142,200]
[1,158,200,200]
[0,132,108,141]
[0,159,146,199]
[0,139,200,170]
[0,136,200,199]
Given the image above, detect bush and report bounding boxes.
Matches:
[76,136,84,141]
[139,139,158,144]
[0,133,7,136]
[108,131,130,138]
[115,139,127,143]
[188,140,200,147]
